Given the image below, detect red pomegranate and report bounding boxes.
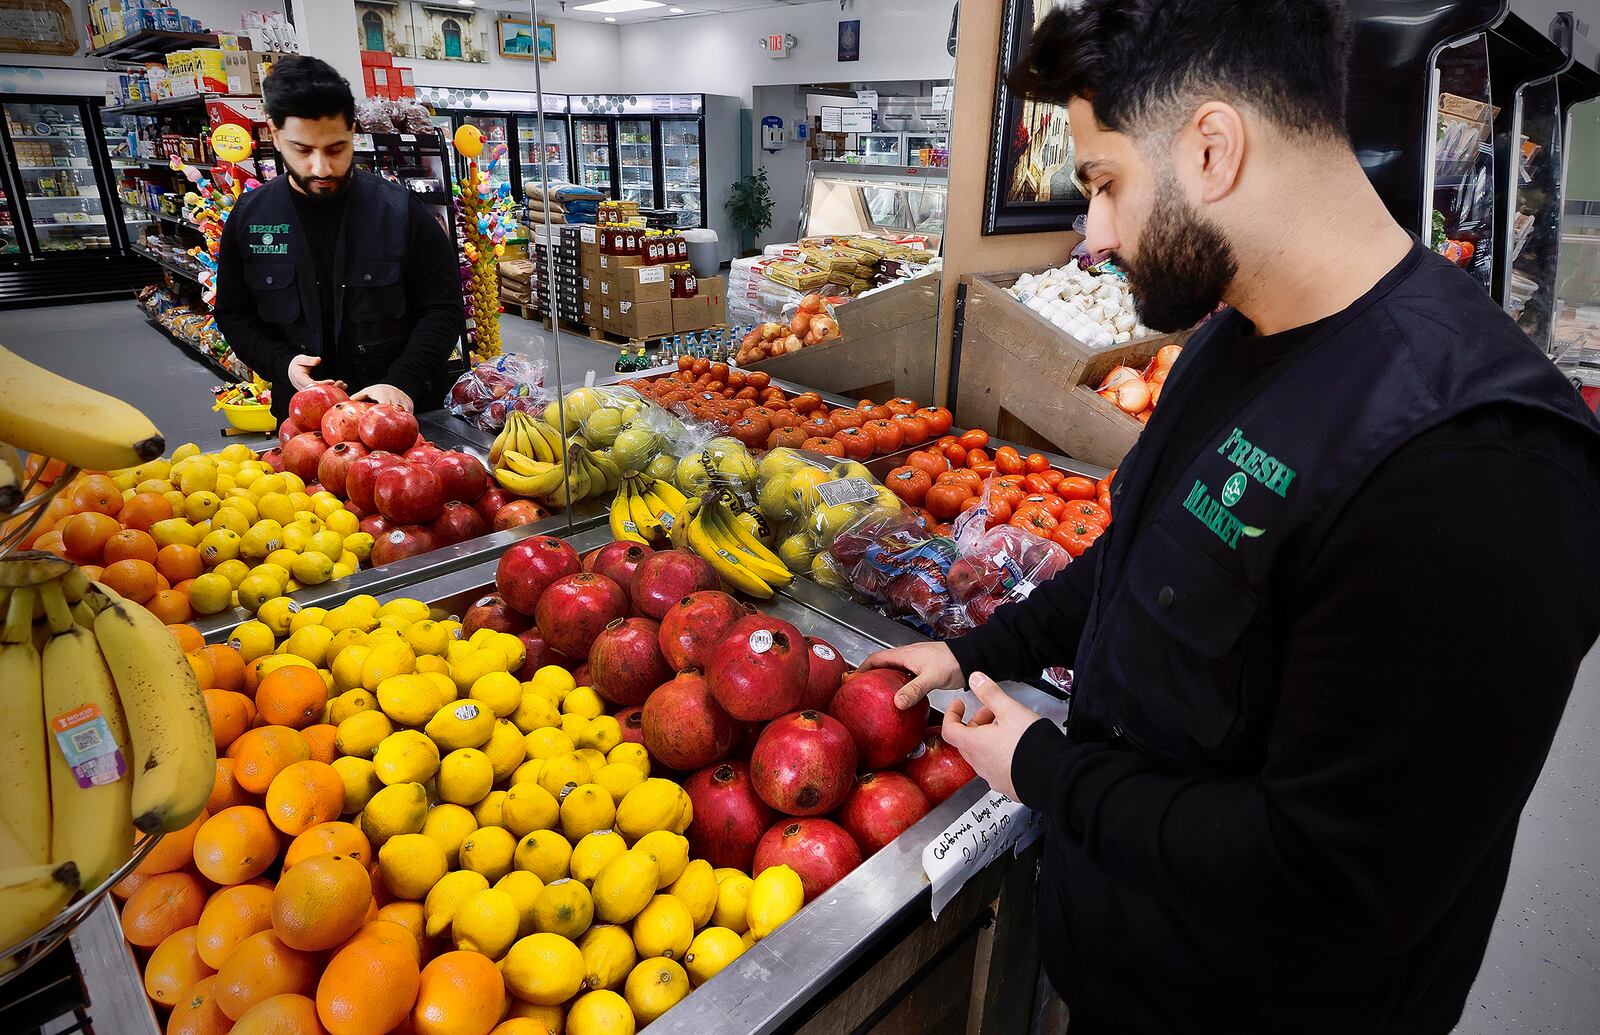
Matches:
[280,432,329,482]
[474,486,515,526]
[830,669,928,769]
[753,818,863,902]
[431,451,489,503]
[629,549,717,621]
[799,636,849,712]
[258,447,283,473]
[571,661,591,688]
[345,450,403,513]
[319,401,368,445]
[588,618,672,706]
[658,592,747,673]
[287,383,348,429]
[899,728,977,806]
[585,541,654,587]
[357,403,419,454]
[836,772,930,855]
[463,594,532,637]
[683,761,773,871]
[513,626,575,679]
[615,706,644,745]
[277,418,302,449]
[431,501,488,546]
[534,573,628,659]
[496,536,582,616]
[358,513,390,538]
[374,463,446,525]
[706,615,809,722]
[315,440,368,498]
[493,501,547,531]
[640,671,736,772]
[370,524,436,567]
[748,710,856,816]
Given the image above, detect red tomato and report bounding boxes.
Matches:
[1063,499,1111,528]
[891,413,931,446]
[1011,504,1059,535]
[990,483,1025,510]
[994,446,1026,476]
[925,484,971,521]
[936,435,958,449]
[983,497,1013,528]
[802,436,845,458]
[937,469,983,494]
[885,466,933,506]
[958,428,990,450]
[1052,520,1105,557]
[1098,491,1113,513]
[768,427,809,450]
[917,407,955,436]
[746,371,771,388]
[969,462,997,478]
[862,419,904,454]
[1022,473,1055,495]
[1041,469,1065,489]
[800,416,838,439]
[1024,453,1051,474]
[829,408,864,431]
[1057,476,1097,501]
[1022,493,1065,519]
[965,448,990,469]
[885,397,920,416]
[834,427,876,460]
[941,442,969,466]
[792,392,824,414]
[905,450,949,478]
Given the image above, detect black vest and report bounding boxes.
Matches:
[1069,246,1600,770]
[230,171,415,398]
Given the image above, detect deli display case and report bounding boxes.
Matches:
[858,131,903,166]
[801,162,948,252]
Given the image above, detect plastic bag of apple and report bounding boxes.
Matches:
[444,352,551,433]
[278,385,548,569]
[487,533,980,908]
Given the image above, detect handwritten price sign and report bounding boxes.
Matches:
[921,789,1043,919]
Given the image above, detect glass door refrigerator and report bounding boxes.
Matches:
[657,116,703,227]
[459,113,513,198]
[516,114,571,191]
[905,132,949,168]
[573,117,615,197]
[0,97,121,261]
[616,117,658,209]
[858,132,903,166]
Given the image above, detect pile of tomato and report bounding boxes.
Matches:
[881,429,1116,557]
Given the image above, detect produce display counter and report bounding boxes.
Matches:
[96,523,1064,1034]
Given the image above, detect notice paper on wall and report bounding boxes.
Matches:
[840,107,874,133]
[921,788,1043,919]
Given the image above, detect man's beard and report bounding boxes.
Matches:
[286,161,353,197]
[1109,174,1237,333]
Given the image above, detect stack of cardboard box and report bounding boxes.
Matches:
[598,251,673,340]
[499,259,536,311]
[555,227,584,325]
[359,50,416,101]
[579,227,602,328]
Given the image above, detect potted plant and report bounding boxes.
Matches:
[726,169,774,257]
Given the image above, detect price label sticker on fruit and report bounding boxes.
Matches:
[51,704,127,788]
[922,789,1043,919]
[816,477,878,508]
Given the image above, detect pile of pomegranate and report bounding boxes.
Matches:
[475,537,980,902]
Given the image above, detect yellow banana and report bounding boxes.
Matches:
[501,450,559,478]
[493,464,566,499]
[704,505,792,587]
[0,823,34,871]
[0,861,79,950]
[0,345,164,471]
[589,452,622,495]
[688,511,773,598]
[628,489,664,542]
[531,419,566,464]
[610,484,647,545]
[640,487,677,537]
[85,586,215,834]
[40,581,133,889]
[0,550,73,589]
[649,478,688,513]
[489,423,511,467]
[0,587,48,865]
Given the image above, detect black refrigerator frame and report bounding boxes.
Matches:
[567,111,710,228]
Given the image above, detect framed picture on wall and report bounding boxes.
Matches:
[537,22,556,61]
[497,16,535,59]
[983,0,1088,235]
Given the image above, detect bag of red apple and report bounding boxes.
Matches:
[820,506,971,638]
[941,482,1073,634]
[444,353,550,432]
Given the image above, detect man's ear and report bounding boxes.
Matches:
[1186,100,1247,204]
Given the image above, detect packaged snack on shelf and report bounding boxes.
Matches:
[445,352,550,432]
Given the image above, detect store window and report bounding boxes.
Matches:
[442,19,463,60]
[362,11,384,53]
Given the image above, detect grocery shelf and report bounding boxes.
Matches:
[129,241,201,282]
[139,313,235,383]
[34,218,108,227]
[8,134,88,141]
[104,93,250,117]
[17,164,92,171]
[89,29,220,62]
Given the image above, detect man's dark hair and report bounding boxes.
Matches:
[1009,0,1353,139]
[263,55,355,127]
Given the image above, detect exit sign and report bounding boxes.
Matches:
[767,33,788,57]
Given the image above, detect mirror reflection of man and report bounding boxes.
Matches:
[216,56,461,421]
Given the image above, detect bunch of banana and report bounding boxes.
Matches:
[0,344,164,471]
[684,490,795,599]
[0,550,215,955]
[488,410,563,468]
[495,435,621,509]
[609,473,689,547]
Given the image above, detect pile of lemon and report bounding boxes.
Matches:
[241,592,805,1032]
[110,442,373,615]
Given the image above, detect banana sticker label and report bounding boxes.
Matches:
[52,704,127,787]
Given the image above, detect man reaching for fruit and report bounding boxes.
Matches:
[862,2,1600,1033]
[216,56,461,421]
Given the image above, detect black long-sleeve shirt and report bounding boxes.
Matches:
[215,181,460,409]
[950,319,1600,1033]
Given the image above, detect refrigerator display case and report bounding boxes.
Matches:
[516,114,571,191]
[859,131,903,166]
[659,116,704,227]
[617,117,655,207]
[801,162,948,252]
[460,114,512,197]
[573,117,613,195]
[1,99,119,256]
[906,132,950,167]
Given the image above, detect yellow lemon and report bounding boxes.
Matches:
[255,596,298,637]
[280,523,313,553]
[483,719,528,782]
[282,604,325,633]
[578,716,623,754]
[377,832,448,900]
[377,597,430,624]
[511,693,562,735]
[530,665,577,703]
[445,639,476,668]
[560,784,617,843]
[524,727,576,761]
[512,758,546,790]
[423,868,490,939]
[420,802,477,867]
[372,729,441,785]
[184,490,222,523]
[567,988,635,1035]
[361,781,429,847]
[421,670,460,703]
[323,601,376,633]
[562,687,604,720]
[502,932,585,1007]
[331,756,381,815]
[402,619,451,657]
[257,491,295,525]
[623,957,689,1025]
[150,518,202,549]
[346,593,382,614]
[376,673,444,727]
[459,825,518,883]
[264,548,300,574]
[213,558,252,590]
[591,850,659,925]
[538,754,595,801]
[747,864,803,938]
[469,671,523,719]
[226,619,275,663]
[450,648,510,695]
[683,926,744,987]
[453,887,520,959]
[496,870,546,938]
[324,506,359,535]
[329,687,378,724]
[712,871,753,934]
[594,763,646,805]
[472,790,508,828]
[484,631,527,672]
[326,628,367,660]
[331,646,372,693]
[362,640,418,690]
[437,748,494,806]
[425,699,495,751]
[559,714,593,747]
[415,654,450,676]
[239,519,285,559]
[187,572,233,616]
[574,749,609,778]
[607,743,650,777]
[533,878,594,940]
[513,829,572,885]
[343,531,374,562]
[668,860,717,929]
[632,831,689,889]
[502,782,560,839]
[210,507,250,537]
[305,529,344,560]
[282,624,335,666]
[175,461,216,495]
[335,709,393,758]
[291,551,335,586]
[198,528,241,566]
[577,924,637,995]
[570,830,628,889]
[616,780,692,842]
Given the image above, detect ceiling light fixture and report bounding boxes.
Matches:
[604,15,617,20]
[574,0,665,13]
[669,6,685,12]
[456,0,474,5]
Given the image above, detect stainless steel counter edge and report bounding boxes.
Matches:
[71,900,160,1035]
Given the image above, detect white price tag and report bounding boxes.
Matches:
[921,789,1043,919]
[580,225,597,244]
[815,477,877,507]
[638,266,666,285]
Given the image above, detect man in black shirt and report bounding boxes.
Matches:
[861,3,1600,1032]
[215,56,460,420]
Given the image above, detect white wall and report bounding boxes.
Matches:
[397,17,620,96]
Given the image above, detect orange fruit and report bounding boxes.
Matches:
[70,474,124,516]
[158,543,206,584]
[193,805,281,885]
[229,725,312,794]
[214,930,320,1022]
[136,809,209,875]
[205,689,249,749]
[147,588,194,625]
[255,666,330,729]
[101,557,160,603]
[196,882,276,969]
[120,871,208,948]
[271,852,372,951]
[112,869,150,901]
[374,901,425,949]
[208,757,255,814]
[31,529,68,557]
[197,644,247,693]
[234,993,329,1035]
[144,925,216,1007]
[77,563,103,583]
[122,491,174,532]
[342,918,422,964]
[60,511,120,562]
[265,760,345,836]
[412,951,506,1035]
[240,693,259,729]
[24,454,66,486]
[286,821,372,869]
[187,651,216,693]
[167,975,232,1035]
[103,527,158,565]
[317,932,421,1035]
[302,723,337,764]
[170,623,207,652]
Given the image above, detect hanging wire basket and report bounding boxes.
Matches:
[0,461,78,559]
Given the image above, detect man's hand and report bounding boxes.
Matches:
[940,673,1044,801]
[352,383,414,412]
[858,642,964,710]
[287,354,346,392]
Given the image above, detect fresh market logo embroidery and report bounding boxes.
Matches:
[248,222,290,255]
[1183,478,1266,550]
[1216,427,1296,497]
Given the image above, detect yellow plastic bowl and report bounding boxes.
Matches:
[219,401,277,433]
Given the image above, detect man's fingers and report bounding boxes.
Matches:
[893,674,933,710]
[969,673,1015,714]
[941,700,971,749]
[965,705,996,727]
[857,650,892,671]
